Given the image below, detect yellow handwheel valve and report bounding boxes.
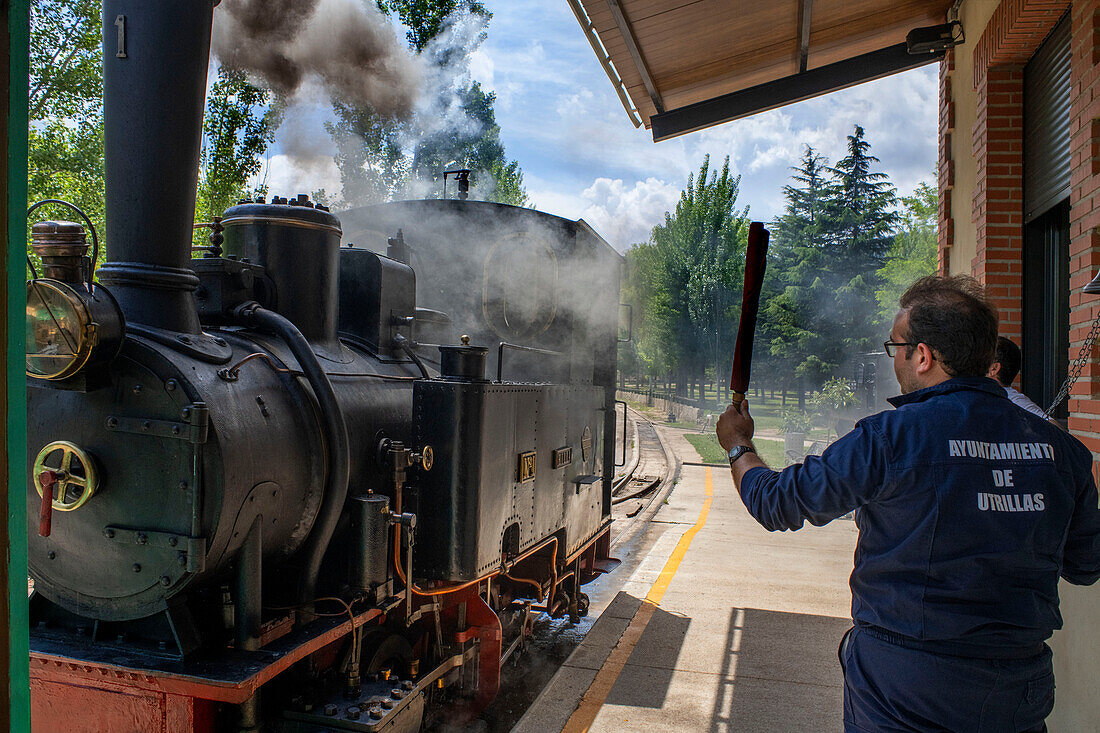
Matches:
[33,440,99,512]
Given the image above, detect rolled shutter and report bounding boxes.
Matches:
[1024,13,1071,223]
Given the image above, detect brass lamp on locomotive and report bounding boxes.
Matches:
[25,2,622,731]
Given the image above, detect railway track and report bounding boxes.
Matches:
[610,408,674,539]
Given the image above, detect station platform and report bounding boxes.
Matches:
[515,427,859,733]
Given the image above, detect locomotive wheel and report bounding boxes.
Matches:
[360,629,424,733]
[361,627,415,679]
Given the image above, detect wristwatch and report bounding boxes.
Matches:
[727,445,756,465]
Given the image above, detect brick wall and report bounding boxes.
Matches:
[974,0,1074,77]
[970,65,1025,340]
[965,1,1071,342]
[1067,0,1100,445]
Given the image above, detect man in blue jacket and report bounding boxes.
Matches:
[717,275,1100,733]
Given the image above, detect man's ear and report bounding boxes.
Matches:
[988,362,1002,381]
[915,342,937,374]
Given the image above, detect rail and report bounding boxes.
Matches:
[610,407,672,506]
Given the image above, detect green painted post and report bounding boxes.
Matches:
[6,0,30,730]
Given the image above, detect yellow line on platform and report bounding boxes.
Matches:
[561,468,715,733]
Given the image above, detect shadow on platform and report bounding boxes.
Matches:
[604,603,692,709]
[711,607,851,732]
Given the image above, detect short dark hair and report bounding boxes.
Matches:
[993,336,1022,386]
[898,275,998,377]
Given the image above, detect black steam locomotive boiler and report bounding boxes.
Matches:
[24,2,622,731]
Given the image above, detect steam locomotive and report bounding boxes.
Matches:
[24,2,621,731]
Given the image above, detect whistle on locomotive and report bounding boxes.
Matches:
[729,222,770,404]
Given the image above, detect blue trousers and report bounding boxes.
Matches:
[840,627,1054,733]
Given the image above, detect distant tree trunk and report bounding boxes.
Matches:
[798,377,805,410]
[782,389,787,407]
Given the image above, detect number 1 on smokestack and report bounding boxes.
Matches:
[729,222,769,403]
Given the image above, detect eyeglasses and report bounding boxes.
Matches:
[883,341,917,357]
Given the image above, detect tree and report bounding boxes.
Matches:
[639,155,750,399]
[875,181,938,324]
[409,81,528,205]
[764,129,900,388]
[29,0,100,125]
[621,241,678,383]
[330,0,528,207]
[28,0,105,270]
[764,147,842,390]
[771,145,833,252]
[380,0,489,53]
[193,68,282,241]
[327,100,411,207]
[829,125,899,270]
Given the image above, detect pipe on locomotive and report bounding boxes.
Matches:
[234,302,351,608]
[95,0,215,334]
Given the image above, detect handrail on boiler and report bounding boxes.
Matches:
[496,341,564,383]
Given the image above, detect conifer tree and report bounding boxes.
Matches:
[765,128,899,386]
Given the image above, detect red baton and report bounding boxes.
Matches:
[730,222,770,402]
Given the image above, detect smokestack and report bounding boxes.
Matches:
[95,0,214,334]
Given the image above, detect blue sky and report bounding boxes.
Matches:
[259,0,940,252]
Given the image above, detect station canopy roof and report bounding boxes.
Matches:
[567,0,955,141]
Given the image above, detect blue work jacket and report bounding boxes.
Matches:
[741,377,1100,657]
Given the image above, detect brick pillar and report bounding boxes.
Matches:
[971,65,1025,340]
[1067,0,1100,440]
[938,50,956,274]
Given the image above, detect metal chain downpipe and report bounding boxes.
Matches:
[1046,308,1100,416]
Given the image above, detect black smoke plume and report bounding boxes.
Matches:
[213,0,419,118]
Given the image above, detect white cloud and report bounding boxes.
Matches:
[578,177,682,251]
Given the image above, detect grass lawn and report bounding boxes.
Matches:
[684,433,787,467]
[625,393,829,441]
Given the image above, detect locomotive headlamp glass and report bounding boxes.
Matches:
[26,279,96,380]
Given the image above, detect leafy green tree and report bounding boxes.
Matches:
[193,68,282,242]
[488,159,528,207]
[380,0,489,52]
[633,155,749,399]
[409,81,527,205]
[621,241,678,382]
[875,181,938,324]
[29,0,100,125]
[327,100,411,207]
[28,0,105,270]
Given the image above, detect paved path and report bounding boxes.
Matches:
[516,426,858,733]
